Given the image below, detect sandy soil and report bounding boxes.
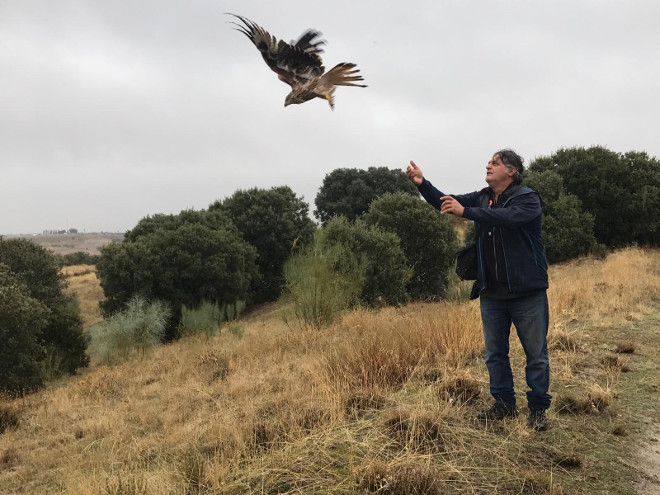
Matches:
[635,423,660,494]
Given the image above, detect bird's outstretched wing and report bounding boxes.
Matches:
[226,13,326,88]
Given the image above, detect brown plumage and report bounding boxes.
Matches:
[227,13,367,110]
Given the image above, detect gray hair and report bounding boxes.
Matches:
[494,149,524,184]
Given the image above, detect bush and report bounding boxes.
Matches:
[0,239,88,378]
[524,170,597,263]
[178,300,245,338]
[322,216,411,306]
[0,264,49,394]
[529,146,660,248]
[89,296,171,364]
[314,167,419,224]
[210,186,315,304]
[97,209,257,339]
[363,192,459,300]
[542,194,597,263]
[283,231,365,329]
[58,251,100,266]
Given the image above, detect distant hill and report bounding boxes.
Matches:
[7,232,124,255]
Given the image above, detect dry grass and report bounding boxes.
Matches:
[0,248,659,494]
[62,264,104,329]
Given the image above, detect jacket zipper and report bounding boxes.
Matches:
[492,227,499,282]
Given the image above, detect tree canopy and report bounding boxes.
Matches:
[0,238,88,376]
[314,167,419,224]
[0,264,49,393]
[322,216,411,306]
[210,186,315,303]
[529,146,659,247]
[97,209,257,339]
[524,169,597,263]
[363,192,458,300]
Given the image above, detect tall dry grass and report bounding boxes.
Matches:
[0,248,658,494]
[62,264,104,329]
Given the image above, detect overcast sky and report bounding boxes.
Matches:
[2,1,659,234]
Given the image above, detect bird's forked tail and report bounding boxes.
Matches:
[320,63,367,109]
[322,63,367,88]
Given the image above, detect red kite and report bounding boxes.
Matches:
[227,14,367,110]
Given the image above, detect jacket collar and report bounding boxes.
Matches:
[482,183,523,205]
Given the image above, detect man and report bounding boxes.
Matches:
[406,149,551,431]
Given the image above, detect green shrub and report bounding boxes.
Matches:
[89,296,171,365]
[322,216,411,306]
[314,167,419,224]
[97,209,257,340]
[524,170,597,263]
[210,186,315,304]
[179,301,224,338]
[283,232,365,329]
[0,239,89,377]
[542,195,597,263]
[0,264,49,394]
[178,300,245,338]
[364,192,458,300]
[529,146,660,248]
[58,251,100,266]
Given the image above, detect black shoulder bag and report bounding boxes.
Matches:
[454,242,478,281]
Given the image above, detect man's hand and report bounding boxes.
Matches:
[406,160,423,186]
[440,196,465,217]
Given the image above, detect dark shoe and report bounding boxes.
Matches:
[477,402,518,421]
[528,409,548,431]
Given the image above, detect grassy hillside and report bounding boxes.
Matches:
[1,248,659,494]
[62,264,104,330]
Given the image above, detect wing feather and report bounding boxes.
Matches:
[226,13,325,88]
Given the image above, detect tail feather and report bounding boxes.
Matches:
[322,62,367,87]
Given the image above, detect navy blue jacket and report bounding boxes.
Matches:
[418,178,548,297]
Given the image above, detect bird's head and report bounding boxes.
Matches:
[284,93,304,107]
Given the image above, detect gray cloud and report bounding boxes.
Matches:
[2,0,659,233]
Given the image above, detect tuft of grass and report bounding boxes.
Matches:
[600,355,629,372]
[196,349,230,383]
[344,390,388,419]
[179,301,223,339]
[548,330,580,352]
[353,457,449,495]
[178,449,210,494]
[437,374,481,405]
[555,385,612,414]
[0,405,19,434]
[611,425,627,436]
[420,367,443,383]
[380,409,448,452]
[0,447,20,467]
[555,454,582,469]
[615,341,636,354]
[104,474,149,495]
[179,300,246,339]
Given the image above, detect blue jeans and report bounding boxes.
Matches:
[480,290,551,410]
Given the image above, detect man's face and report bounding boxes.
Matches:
[485,154,514,187]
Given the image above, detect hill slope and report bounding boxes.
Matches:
[1,248,659,494]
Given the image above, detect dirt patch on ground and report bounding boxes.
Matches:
[635,423,660,494]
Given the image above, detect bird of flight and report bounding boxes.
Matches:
[226,13,367,110]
